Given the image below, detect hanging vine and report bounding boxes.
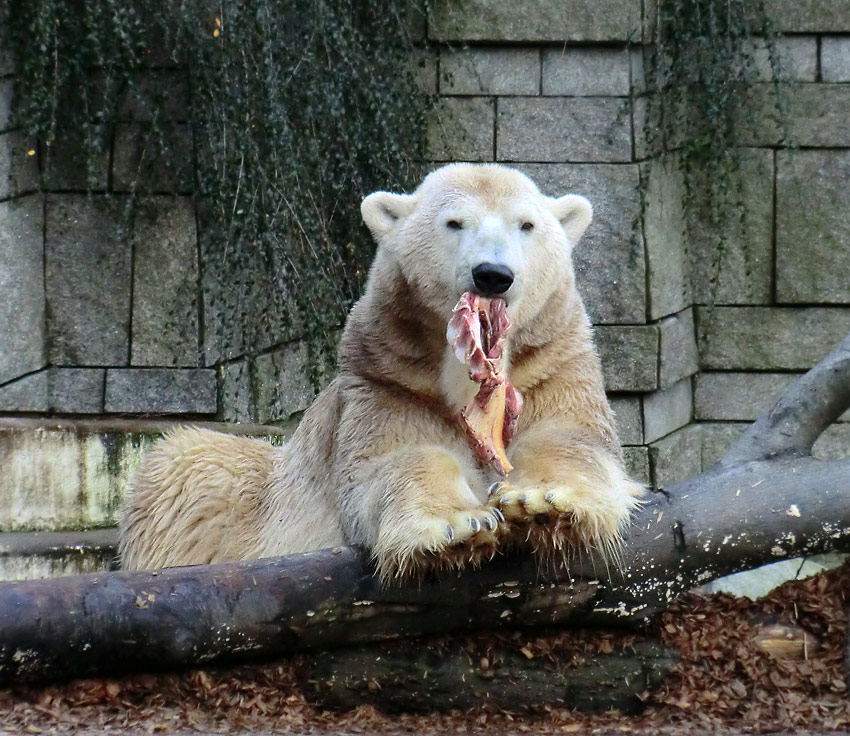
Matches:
[641,0,786,305]
[3,0,431,413]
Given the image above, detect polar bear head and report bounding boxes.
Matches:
[360,163,592,333]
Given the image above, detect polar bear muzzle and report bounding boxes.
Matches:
[471,262,514,297]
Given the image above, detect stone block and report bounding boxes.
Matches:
[49,368,105,414]
[130,197,200,366]
[688,148,774,305]
[520,163,645,324]
[104,368,216,414]
[623,446,650,485]
[0,195,45,384]
[632,93,688,160]
[0,371,48,412]
[658,308,698,388]
[696,371,850,423]
[812,424,850,461]
[608,395,643,446]
[112,123,194,193]
[695,372,790,422]
[649,423,702,489]
[776,150,850,304]
[542,47,630,96]
[595,325,659,392]
[642,378,693,444]
[253,341,318,424]
[440,47,539,95]
[497,97,632,163]
[429,0,642,42]
[822,37,850,82]
[761,1,850,32]
[0,131,38,199]
[642,155,690,320]
[427,97,494,162]
[45,195,131,365]
[698,307,850,371]
[745,36,818,82]
[735,84,850,148]
[0,79,12,133]
[701,421,850,467]
[219,359,253,423]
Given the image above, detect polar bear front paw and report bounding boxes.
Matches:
[373,505,504,582]
[489,475,640,562]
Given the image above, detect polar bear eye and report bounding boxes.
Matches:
[446,219,463,230]
[521,221,534,232]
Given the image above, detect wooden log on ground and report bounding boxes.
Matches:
[297,635,677,714]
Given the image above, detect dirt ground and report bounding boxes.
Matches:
[1,562,849,735]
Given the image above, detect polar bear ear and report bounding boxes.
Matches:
[361,191,416,240]
[549,194,593,245]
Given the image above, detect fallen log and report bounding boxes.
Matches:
[298,635,677,714]
[0,330,847,688]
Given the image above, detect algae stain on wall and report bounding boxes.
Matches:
[0,425,158,532]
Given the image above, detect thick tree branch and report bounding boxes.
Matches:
[720,329,850,465]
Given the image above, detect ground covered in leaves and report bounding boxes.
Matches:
[2,563,849,734]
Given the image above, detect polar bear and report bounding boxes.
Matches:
[119,163,643,580]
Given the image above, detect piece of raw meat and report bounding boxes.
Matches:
[446,292,522,476]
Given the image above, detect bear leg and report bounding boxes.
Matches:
[343,445,503,581]
[490,428,644,566]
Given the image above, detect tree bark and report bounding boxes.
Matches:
[0,330,848,687]
[297,636,677,714]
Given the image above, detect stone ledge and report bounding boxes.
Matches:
[0,528,117,581]
[0,419,286,535]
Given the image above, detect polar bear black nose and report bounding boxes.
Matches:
[472,263,514,296]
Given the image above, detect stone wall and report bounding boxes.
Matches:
[0,46,217,417]
[426,0,850,489]
[0,1,849,570]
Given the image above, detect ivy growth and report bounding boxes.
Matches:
[641,0,786,305]
[3,0,431,413]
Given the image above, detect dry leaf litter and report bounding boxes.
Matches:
[1,561,849,735]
